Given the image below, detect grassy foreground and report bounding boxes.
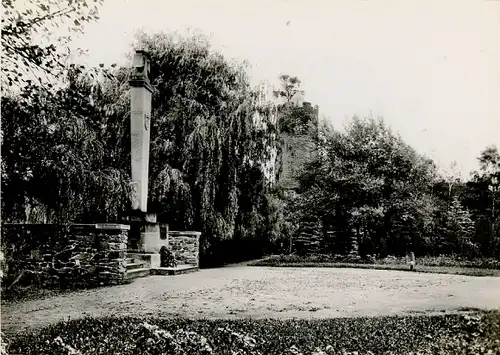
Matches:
[3,311,500,354]
[250,255,500,277]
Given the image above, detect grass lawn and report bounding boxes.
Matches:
[4,311,500,355]
[250,255,500,277]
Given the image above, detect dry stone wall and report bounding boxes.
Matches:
[168,231,200,266]
[95,224,128,284]
[1,223,129,288]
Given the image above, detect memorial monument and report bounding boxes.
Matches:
[125,50,200,273]
[127,50,168,264]
[129,50,153,214]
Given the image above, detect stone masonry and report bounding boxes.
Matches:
[167,231,200,266]
[1,223,129,288]
[95,224,129,284]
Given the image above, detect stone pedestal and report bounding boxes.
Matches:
[138,223,169,253]
[127,212,169,261]
[127,222,200,268]
[128,252,161,268]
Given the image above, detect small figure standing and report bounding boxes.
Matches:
[408,250,416,271]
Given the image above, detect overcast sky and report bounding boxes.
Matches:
[71,0,500,178]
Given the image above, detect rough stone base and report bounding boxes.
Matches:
[150,265,199,276]
[128,253,160,268]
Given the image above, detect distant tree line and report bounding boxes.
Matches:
[282,116,500,259]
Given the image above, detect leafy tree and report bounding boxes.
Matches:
[272,75,317,135]
[273,74,303,103]
[295,116,440,256]
[478,146,500,175]
[463,146,500,256]
[1,0,103,89]
[1,0,111,222]
[438,161,464,205]
[1,66,132,223]
[479,147,500,236]
[279,103,318,135]
[439,196,477,257]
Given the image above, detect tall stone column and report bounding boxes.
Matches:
[129,50,153,213]
[126,50,167,259]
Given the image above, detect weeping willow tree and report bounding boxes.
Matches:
[135,32,279,261]
[2,30,279,264]
[2,31,280,264]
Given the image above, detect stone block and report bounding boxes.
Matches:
[100,242,127,251]
[127,253,160,268]
[95,223,130,231]
[167,231,200,266]
[107,250,126,260]
[99,233,128,244]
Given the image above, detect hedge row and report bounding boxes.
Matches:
[252,254,500,270]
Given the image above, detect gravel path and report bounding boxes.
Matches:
[3,266,500,334]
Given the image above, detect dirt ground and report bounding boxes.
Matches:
[3,266,500,334]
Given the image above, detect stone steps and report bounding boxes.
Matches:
[150,265,199,276]
[126,267,151,280]
[125,256,149,280]
[126,262,144,270]
[124,254,199,280]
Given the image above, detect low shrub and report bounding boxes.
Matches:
[4,312,500,354]
[416,255,500,269]
[256,254,376,266]
[253,254,500,270]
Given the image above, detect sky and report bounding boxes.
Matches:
[70,0,500,178]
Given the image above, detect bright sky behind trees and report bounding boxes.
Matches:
[69,0,500,177]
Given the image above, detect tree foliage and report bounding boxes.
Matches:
[294,116,439,256]
[439,196,477,257]
[273,74,303,103]
[288,117,500,259]
[2,0,103,89]
[1,0,112,223]
[279,103,318,135]
[462,146,500,256]
[1,31,280,265]
[272,75,317,135]
[1,66,132,223]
